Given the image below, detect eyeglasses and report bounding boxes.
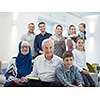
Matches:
[21,46,29,49]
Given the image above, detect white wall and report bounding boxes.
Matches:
[0,12,82,62]
[84,15,100,64]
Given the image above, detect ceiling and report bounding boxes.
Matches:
[73,12,100,17]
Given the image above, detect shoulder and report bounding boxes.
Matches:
[34,55,44,62]
[56,63,65,72]
[53,55,63,63]
[72,65,79,71]
[46,32,52,36]
[35,34,41,37]
[72,49,77,53]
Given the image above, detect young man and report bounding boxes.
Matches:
[55,51,84,87]
[21,23,35,58]
[34,22,52,57]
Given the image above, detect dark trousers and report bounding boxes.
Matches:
[4,81,28,87]
[27,80,63,87]
[81,72,96,87]
[4,80,63,87]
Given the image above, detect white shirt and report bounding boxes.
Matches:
[27,54,63,82]
[72,49,88,71]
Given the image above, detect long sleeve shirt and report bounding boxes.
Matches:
[34,32,52,56]
[72,49,88,71]
[27,54,63,82]
[55,64,84,86]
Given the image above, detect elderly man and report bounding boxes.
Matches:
[23,39,63,87]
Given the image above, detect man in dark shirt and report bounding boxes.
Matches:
[34,22,52,57]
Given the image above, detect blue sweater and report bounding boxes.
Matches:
[34,32,52,56]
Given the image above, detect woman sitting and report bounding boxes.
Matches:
[4,41,33,87]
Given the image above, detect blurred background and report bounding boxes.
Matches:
[0,12,100,64]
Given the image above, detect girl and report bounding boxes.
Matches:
[72,37,95,87]
[4,41,33,87]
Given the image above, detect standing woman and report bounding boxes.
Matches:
[4,41,33,87]
[66,25,77,52]
[50,24,66,58]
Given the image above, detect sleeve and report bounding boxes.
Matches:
[55,65,71,86]
[5,59,17,82]
[75,67,84,86]
[34,36,40,56]
[26,58,38,78]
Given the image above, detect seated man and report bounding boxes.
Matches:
[23,39,63,87]
[55,51,84,87]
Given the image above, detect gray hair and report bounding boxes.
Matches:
[42,38,54,48]
[21,41,30,47]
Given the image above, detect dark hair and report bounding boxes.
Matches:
[79,23,86,29]
[28,23,35,26]
[62,51,74,60]
[38,22,45,27]
[76,37,85,44]
[56,24,63,30]
[76,37,85,51]
[69,25,75,30]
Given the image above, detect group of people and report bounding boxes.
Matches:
[4,22,95,87]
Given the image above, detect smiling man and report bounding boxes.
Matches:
[25,39,63,87]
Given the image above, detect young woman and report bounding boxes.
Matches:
[72,37,95,87]
[50,24,66,58]
[4,41,33,87]
[66,25,77,52]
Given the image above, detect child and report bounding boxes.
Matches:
[78,23,86,40]
[55,51,84,87]
[72,37,95,87]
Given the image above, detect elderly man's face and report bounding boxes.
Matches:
[43,41,54,57]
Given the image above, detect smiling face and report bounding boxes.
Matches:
[39,23,46,33]
[21,42,30,55]
[64,57,74,69]
[76,38,84,50]
[79,24,85,32]
[55,26,63,36]
[69,26,76,35]
[42,39,54,59]
[28,23,35,33]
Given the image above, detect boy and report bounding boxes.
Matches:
[55,51,84,87]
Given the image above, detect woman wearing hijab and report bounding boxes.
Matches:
[4,41,33,87]
[50,24,66,58]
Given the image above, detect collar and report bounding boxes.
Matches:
[27,32,35,35]
[42,54,55,62]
